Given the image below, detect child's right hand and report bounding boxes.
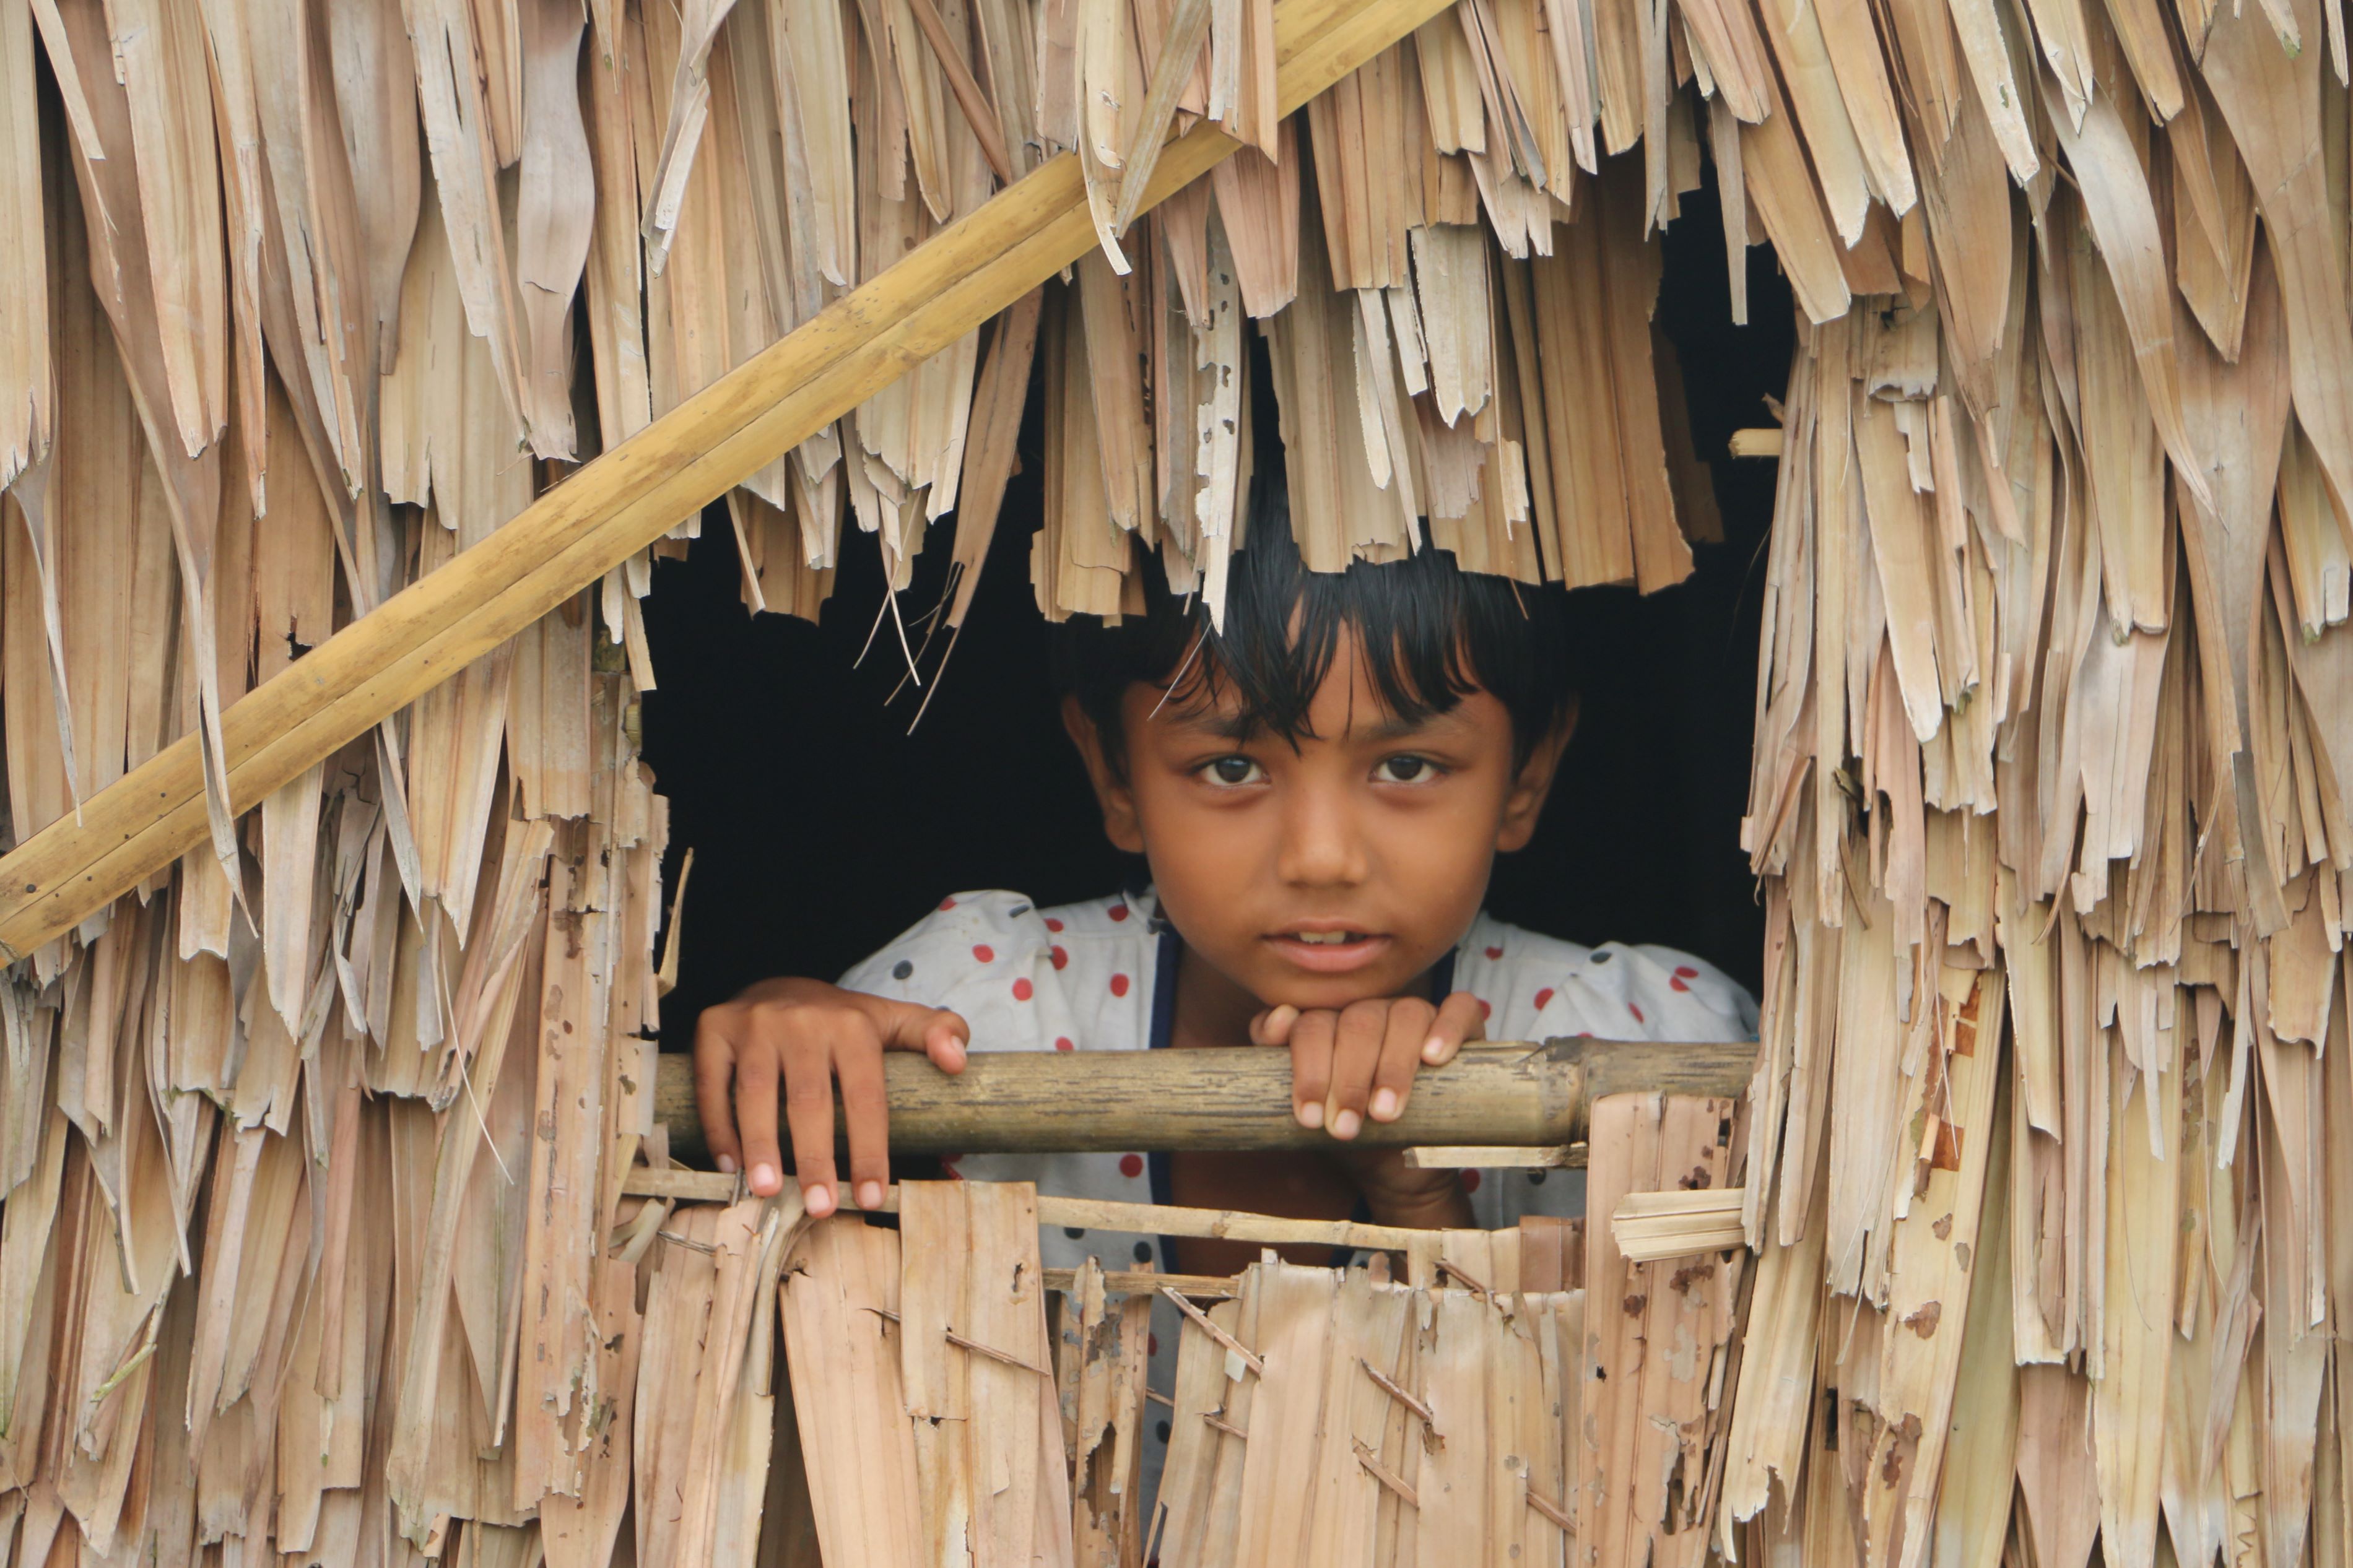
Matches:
[692,978,970,1216]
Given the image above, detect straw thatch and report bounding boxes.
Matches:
[0,0,2349,1560]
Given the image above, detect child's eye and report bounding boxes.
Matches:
[1200,756,1265,787]
[1376,755,1443,784]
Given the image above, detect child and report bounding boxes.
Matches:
[694,470,1757,1273]
[696,470,1755,1491]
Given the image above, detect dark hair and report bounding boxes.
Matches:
[1051,466,1578,775]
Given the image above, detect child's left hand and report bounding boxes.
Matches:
[1250,991,1485,1141]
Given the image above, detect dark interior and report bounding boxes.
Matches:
[642,173,1796,1057]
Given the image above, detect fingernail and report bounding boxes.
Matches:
[856,1180,884,1211]
[1371,1088,1399,1120]
[1333,1109,1362,1139]
[806,1184,835,1217]
[715,1153,739,1174]
[1423,1036,1446,1062]
[1298,1101,1324,1129]
[750,1162,776,1193]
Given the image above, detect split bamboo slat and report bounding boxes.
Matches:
[0,0,2342,1552]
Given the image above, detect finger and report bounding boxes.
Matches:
[1250,1005,1300,1048]
[1287,1010,1336,1130]
[922,1009,971,1073]
[733,1045,784,1200]
[692,1015,744,1175]
[1323,1000,1396,1140]
[834,1029,892,1214]
[1425,990,1487,1064]
[780,1028,845,1217]
[1369,998,1438,1123]
[874,999,971,1073]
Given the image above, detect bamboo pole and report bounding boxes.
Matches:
[0,0,1456,962]
[627,1173,1477,1254]
[649,1037,1759,1158]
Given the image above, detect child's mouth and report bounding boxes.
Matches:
[1266,929,1390,972]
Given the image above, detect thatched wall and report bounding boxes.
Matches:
[0,0,2348,1561]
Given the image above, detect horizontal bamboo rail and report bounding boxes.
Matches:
[650,1036,1758,1161]
[629,1175,1458,1252]
[0,0,1456,961]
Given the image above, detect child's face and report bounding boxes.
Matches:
[1067,634,1570,1012]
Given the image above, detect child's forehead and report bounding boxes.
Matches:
[1185,622,1427,704]
[1133,655,1489,742]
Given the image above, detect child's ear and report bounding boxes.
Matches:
[1495,695,1578,853]
[1061,695,1147,854]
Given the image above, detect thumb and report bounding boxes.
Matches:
[868,997,970,1073]
[1250,1004,1300,1048]
[1424,991,1486,1064]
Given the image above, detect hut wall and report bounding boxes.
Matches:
[0,0,2348,1562]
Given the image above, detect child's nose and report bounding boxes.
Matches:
[1275,786,1367,886]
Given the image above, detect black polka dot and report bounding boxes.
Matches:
[1155,1420,1172,1443]
[1527,1171,1547,1185]
[892,959,913,980]
[1133,1241,1154,1263]
[1010,904,1031,916]
[1064,1226,1087,1239]
[1590,950,1612,964]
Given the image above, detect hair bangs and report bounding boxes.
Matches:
[1052,462,1578,774]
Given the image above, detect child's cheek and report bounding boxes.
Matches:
[1378,803,1494,941]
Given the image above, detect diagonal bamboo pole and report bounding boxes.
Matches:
[0,0,1454,961]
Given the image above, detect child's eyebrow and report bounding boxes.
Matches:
[1160,703,1472,745]
[1359,709,1472,741]
[1164,707,1259,743]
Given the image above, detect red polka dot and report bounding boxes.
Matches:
[1051,945,1069,969]
[1477,999,1492,1020]
[973,944,996,963]
[1108,904,1130,922]
[1485,945,1503,960]
[1045,916,1064,932]
[1674,965,1698,978]
[1055,1036,1076,1051]
[1670,977,1690,992]
[941,897,958,910]
[1119,1153,1145,1178]
[941,1157,964,1180]
[1534,987,1555,1009]
[1629,1003,1646,1024]
[1110,973,1131,997]
[1012,978,1034,1001]
[1149,1333,1160,1355]
[1460,1170,1482,1192]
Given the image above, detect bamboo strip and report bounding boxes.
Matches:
[0,0,46,490]
[1609,1186,1747,1260]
